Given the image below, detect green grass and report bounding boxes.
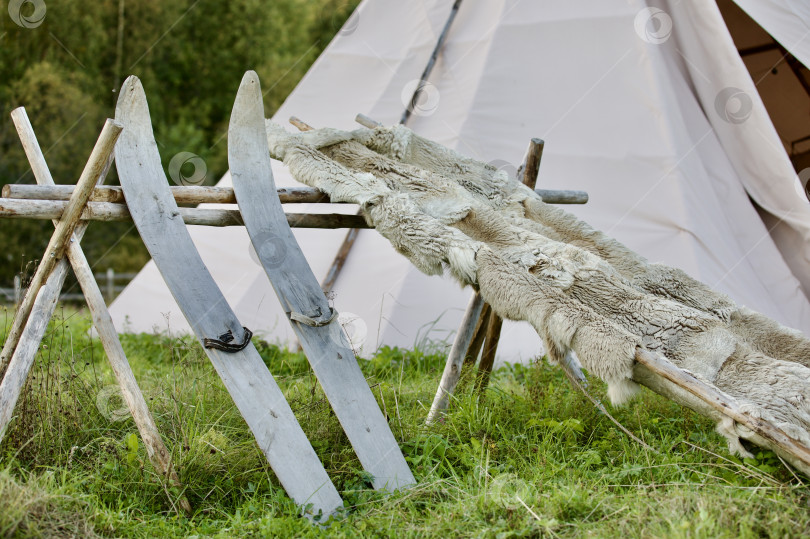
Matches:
[1,306,808,538]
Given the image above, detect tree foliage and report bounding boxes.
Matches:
[0,0,358,286]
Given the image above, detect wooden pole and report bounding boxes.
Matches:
[1,107,192,515]
[0,199,370,229]
[518,138,544,190]
[475,311,503,391]
[355,113,381,129]
[70,226,193,514]
[463,304,491,368]
[472,137,546,393]
[534,189,587,204]
[520,139,544,189]
[288,116,311,132]
[634,348,810,469]
[1,118,113,431]
[0,118,122,372]
[2,183,587,205]
[426,292,485,424]
[2,184,332,205]
[400,0,463,125]
[320,229,360,294]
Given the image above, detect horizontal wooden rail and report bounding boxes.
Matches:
[2,184,330,204]
[2,184,589,205]
[0,198,369,228]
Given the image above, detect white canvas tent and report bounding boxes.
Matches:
[110,0,810,363]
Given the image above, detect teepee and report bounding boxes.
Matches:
[110,0,810,363]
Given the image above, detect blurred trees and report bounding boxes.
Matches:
[0,0,358,287]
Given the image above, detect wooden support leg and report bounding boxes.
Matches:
[0,260,71,439]
[1,108,191,515]
[424,138,547,417]
[0,117,121,434]
[517,138,544,191]
[475,314,503,392]
[467,138,547,394]
[69,239,192,515]
[0,118,122,373]
[452,305,491,393]
[426,292,485,424]
[463,304,491,368]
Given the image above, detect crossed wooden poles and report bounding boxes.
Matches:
[0,108,192,515]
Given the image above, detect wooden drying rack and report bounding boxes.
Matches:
[4,108,810,508]
[0,108,589,516]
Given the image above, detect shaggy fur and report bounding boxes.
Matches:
[475,247,641,404]
[353,126,810,363]
[265,122,810,458]
[728,306,810,369]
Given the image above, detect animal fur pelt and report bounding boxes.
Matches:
[265,121,810,472]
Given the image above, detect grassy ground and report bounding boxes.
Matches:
[1,306,808,538]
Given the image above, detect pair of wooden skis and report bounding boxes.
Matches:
[114,72,413,518]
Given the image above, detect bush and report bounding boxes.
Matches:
[0,0,360,286]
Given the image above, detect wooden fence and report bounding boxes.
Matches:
[0,269,136,304]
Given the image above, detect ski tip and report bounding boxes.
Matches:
[240,70,260,88]
[115,76,154,141]
[234,71,263,112]
[122,74,142,91]
[116,76,144,115]
[230,71,265,139]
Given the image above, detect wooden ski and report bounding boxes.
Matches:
[228,71,415,491]
[114,76,342,518]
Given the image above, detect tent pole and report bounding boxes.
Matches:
[400,0,463,126]
[777,43,810,101]
[317,0,464,297]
